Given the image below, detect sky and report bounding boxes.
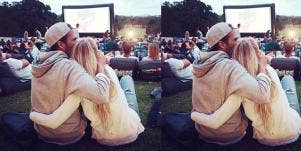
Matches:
[0,0,300,16]
[168,0,301,16]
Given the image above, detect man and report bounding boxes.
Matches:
[164,58,192,81]
[191,22,271,145]
[3,56,32,81]
[31,22,110,145]
[0,52,31,96]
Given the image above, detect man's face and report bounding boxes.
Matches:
[226,30,238,52]
[219,30,238,55]
[62,30,77,55]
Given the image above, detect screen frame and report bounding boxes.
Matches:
[223,3,275,38]
[62,3,114,37]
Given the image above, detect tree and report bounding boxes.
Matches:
[0,0,58,37]
[161,0,219,37]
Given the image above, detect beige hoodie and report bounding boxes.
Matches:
[192,51,271,145]
[31,51,110,145]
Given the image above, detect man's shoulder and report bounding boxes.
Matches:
[56,58,84,72]
[215,58,243,71]
[4,58,19,63]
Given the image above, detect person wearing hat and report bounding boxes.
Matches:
[30,22,110,145]
[190,22,272,145]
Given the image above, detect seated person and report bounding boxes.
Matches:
[164,58,192,81]
[141,43,161,72]
[25,40,40,62]
[186,40,201,62]
[275,41,299,76]
[3,56,32,81]
[142,43,161,61]
[277,41,299,61]
[0,52,31,96]
[30,37,144,146]
[160,56,193,96]
[115,41,139,77]
[116,41,138,60]
[192,37,301,146]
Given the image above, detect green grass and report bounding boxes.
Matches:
[1,81,301,151]
[161,81,301,151]
[0,81,160,151]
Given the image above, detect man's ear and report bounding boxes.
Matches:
[218,41,227,50]
[57,41,65,49]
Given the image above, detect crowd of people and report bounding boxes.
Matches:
[1,21,301,149]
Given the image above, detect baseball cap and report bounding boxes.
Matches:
[45,22,72,48]
[206,22,232,48]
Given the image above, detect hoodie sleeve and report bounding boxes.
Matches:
[65,61,110,105]
[227,61,271,104]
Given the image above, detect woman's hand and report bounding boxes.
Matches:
[96,51,106,73]
[258,51,268,74]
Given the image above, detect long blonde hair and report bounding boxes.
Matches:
[148,43,160,60]
[71,37,114,129]
[232,37,274,131]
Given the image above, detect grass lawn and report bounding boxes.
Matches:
[0,81,301,151]
[0,81,160,151]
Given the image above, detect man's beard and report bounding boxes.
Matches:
[226,47,234,58]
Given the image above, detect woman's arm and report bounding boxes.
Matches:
[191,95,243,129]
[29,94,82,129]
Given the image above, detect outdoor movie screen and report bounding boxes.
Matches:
[63,6,111,33]
[224,6,272,33]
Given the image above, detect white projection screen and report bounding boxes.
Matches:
[224,4,275,34]
[63,4,113,33]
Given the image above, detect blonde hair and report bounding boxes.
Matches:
[148,43,160,60]
[71,37,115,129]
[232,37,274,131]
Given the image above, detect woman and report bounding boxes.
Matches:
[30,37,144,146]
[118,41,138,60]
[191,37,301,146]
[114,41,139,77]
[142,43,160,61]
[277,41,299,60]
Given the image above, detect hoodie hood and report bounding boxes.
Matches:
[31,51,68,78]
[193,51,230,78]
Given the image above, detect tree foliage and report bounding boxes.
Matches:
[0,0,58,37]
[161,0,219,37]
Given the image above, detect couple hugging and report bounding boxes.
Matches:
[191,22,301,146]
[29,22,144,146]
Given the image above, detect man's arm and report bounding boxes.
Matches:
[20,59,30,68]
[191,95,242,129]
[182,59,191,68]
[29,94,81,129]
